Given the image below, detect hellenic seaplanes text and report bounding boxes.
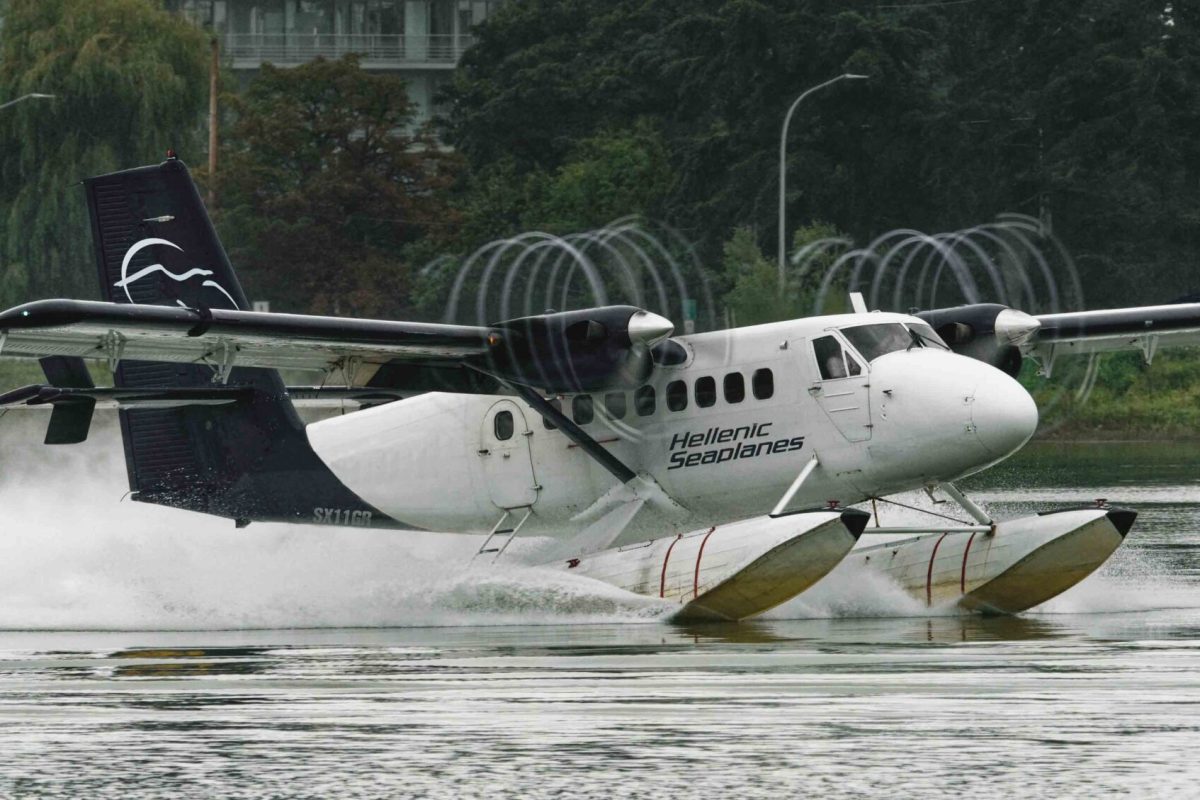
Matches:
[667,421,805,470]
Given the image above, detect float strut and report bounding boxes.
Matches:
[940,482,993,528]
[770,454,820,517]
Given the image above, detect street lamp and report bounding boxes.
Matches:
[777,73,868,288]
[0,93,56,112]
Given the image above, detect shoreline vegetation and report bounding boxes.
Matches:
[2,346,1195,441]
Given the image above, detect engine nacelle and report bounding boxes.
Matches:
[917,303,1040,377]
[482,305,675,393]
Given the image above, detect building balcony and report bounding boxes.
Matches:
[223,33,474,70]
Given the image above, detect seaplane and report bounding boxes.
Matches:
[1,156,1197,620]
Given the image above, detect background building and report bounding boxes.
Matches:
[165,0,502,121]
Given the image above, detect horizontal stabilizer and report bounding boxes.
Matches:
[0,384,410,410]
[0,384,251,410]
[44,398,95,444]
[38,356,96,443]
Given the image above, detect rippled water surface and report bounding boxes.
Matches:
[2,428,1200,798]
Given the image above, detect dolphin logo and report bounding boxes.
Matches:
[115,237,238,309]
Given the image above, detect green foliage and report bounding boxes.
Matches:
[215,56,461,317]
[531,121,674,232]
[442,0,1200,309]
[1031,350,1200,438]
[0,0,208,305]
[722,221,850,325]
[443,0,950,265]
[723,227,789,327]
[0,357,112,392]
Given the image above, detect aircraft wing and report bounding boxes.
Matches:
[1029,302,1200,360]
[0,299,493,376]
[919,300,1200,377]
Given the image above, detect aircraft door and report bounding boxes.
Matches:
[479,401,540,509]
[802,334,873,442]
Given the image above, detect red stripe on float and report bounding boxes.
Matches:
[926,533,948,606]
[960,532,977,594]
[693,527,717,599]
[660,534,683,599]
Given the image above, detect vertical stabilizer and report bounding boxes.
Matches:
[82,157,397,528]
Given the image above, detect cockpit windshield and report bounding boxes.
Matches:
[840,324,913,362]
[906,322,949,349]
[839,322,949,362]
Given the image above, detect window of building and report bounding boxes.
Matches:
[572,395,594,425]
[634,386,656,417]
[752,368,774,400]
[604,392,627,420]
[667,380,688,412]
[494,410,513,440]
[542,398,562,430]
[724,372,745,404]
[695,376,716,408]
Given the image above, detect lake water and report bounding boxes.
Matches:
[1,422,1199,798]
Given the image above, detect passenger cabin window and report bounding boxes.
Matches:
[667,380,688,412]
[494,410,514,440]
[604,392,627,420]
[695,376,716,408]
[572,395,594,425]
[724,372,745,403]
[841,323,915,362]
[634,385,656,416]
[752,368,774,400]
[542,398,562,430]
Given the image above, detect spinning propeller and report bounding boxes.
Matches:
[483,305,676,394]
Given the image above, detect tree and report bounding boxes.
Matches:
[723,221,847,326]
[216,56,460,317]
[0,0,209,305]
[442,0,1200,310]
[441,0,950,268]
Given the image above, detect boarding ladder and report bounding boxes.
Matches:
[472,507,533,563]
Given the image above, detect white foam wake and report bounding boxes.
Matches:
[0,415,670,630]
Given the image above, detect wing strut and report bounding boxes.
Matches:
[506,382,637,483]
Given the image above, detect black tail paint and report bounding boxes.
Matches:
[85,157,402,529]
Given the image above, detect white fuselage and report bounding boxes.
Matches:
[305,312,1038,538]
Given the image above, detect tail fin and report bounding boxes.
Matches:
[84,156,396,529]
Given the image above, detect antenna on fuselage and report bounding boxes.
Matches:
[849,292,868,314]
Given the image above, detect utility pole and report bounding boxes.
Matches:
[208,36,219,208]
[777,73,868,289]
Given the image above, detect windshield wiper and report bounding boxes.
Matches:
[907,327,949,351]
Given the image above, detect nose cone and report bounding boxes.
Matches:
[971,369,1038,458]
[627,310,674,347]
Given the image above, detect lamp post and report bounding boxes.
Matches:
[0,93,56,112]
[777,74,867,288]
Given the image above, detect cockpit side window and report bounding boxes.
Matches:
[813,335,848,380]
[841,323,914,362]
[846,351,863,376]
